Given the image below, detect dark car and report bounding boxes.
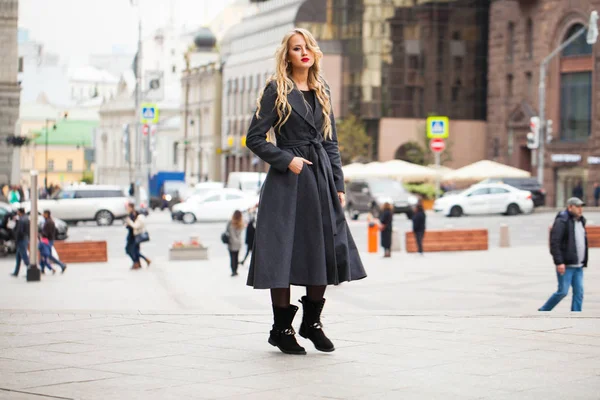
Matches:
[345,179,418,220]
[481,177,546,207]
[0,202,68,241]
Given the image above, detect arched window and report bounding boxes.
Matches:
[560,23,593,141]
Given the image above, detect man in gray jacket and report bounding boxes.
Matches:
[539,197,587,311]
[11,208,30,277]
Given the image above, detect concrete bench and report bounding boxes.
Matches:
[53,241,108,263]
[405,229,488,253]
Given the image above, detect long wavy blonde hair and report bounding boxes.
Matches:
[255,28,332,141]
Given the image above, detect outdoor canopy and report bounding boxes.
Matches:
[442,160,531,181]
[342,160,439,182]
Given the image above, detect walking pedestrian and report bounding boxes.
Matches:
[412,202,427,255]
[594,182,600,207]
[245,28,367,355]
[539,197,587,312]
[379,202,393,258]
[239,205,257,266]
[41,210,67,273]
[124,203,150,269]
[226,210,244,277]
[11,208,30,277]
[38,237,55,274]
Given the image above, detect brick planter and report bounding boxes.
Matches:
[53,241,108,263]
[406,229,488,253]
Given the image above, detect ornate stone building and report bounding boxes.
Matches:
[487,0,599,206]
[0,0,20,185]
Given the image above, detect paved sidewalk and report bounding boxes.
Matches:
[1,246,599,399]
[0,312,599,399]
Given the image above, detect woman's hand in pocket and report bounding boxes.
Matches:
[288,157,312,175]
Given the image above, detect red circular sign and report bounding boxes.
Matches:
[429,138,446,153]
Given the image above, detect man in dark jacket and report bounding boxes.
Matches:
[42,210,66,273]
[539,197,587,311]
[11,208,30,277]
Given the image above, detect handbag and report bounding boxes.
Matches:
[221,222,230,244]
[221,232,230,244]
[135,231,150,244]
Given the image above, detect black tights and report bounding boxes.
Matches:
[270,285,326,308]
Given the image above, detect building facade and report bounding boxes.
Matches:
[180,61,222,182]
[0,0,20,185]
[219,0,490,178]
[487,0,599,206]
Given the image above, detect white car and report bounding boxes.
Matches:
[433,183,534,217]
[171,188,259,224]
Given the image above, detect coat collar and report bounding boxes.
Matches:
[288,85,321,132]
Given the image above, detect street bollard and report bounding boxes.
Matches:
[367,213,379,253]
[27,170,41,282]
[499,224,510,248]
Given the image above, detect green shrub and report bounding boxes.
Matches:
[404,183,441,200]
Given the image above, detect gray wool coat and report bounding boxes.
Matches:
[245,80,367,289]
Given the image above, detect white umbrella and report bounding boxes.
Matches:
[342,162,365,180]
[443,160,531,181]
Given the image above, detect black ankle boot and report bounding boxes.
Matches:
[299,296,335,352]
[268,305,306,355]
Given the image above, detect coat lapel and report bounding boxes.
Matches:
[288,88,317,131]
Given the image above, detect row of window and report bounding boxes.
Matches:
[47,160,73,172]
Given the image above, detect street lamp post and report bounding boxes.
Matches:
[44,119,56,192]
[537,11,598,186]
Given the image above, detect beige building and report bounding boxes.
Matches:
[181,61,222,181]
[19,119,97,188]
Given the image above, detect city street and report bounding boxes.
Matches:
[1,211,600,398]
[54,208,600,261]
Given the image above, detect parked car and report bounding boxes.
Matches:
[479,177,546,207]
[171,188,259,224]
[433,183,534,217]
[226,172,266,195]
[0,202,68,240]
[21,185,128,226]
[182,181,225,201]
[150,180,189,210]
[345,179,419,220]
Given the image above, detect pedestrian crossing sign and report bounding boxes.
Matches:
[426,116,449,139]
[141,103,159,124]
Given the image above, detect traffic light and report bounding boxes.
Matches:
[546,119,553,144]
[528,116,540,149]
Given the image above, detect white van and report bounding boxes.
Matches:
[23,185,128,226]
[226,172,266,195]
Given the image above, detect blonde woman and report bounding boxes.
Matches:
[226,210,244,277]
[246,28,367,355]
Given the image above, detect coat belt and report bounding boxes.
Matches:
[278,138,338,240]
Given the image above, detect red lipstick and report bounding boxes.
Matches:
[301,57,310,62]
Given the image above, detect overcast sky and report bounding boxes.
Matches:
[19,0,236,65]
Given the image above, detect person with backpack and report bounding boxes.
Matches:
[539,197,588,312]
[225,210,244,277]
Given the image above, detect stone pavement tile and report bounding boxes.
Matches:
[0,367,121,391]
[220,392,333,400]
[145,382,265,399]
[0,348,121,367]
[469,367,595,393]
[510,376,600,400]
[0,358,62,374]
[21,375,190,400]
[352,388,482,400]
